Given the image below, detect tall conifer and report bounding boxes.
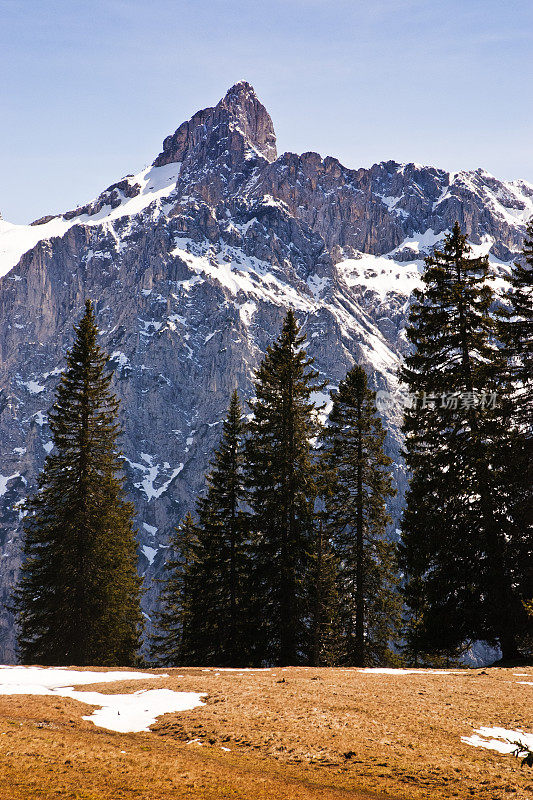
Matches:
[151,512,197,666]
[500,216,533,427]
[498,219,533,647]
[310,514,341,666]
[245,310,323,666]
[321,366,399,666]
[400,223,529,661]
[15,300,142,666]
[153,392,248,666]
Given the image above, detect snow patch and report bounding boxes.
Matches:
[0,666,204,734]
[110,351,130,368]
[238,300,257,326]
[359,668,460,675]
[307,274,330,299]
[143,523,158,536]
[0,666,154,691]
[0,473,20,497]
[170,238,319,312]
[462,726,533,756]
[392,228,450,257]
[141,545,158,565]
[0,163,182,279]
[126,455,184,502]
[337,253,422,300]
[20,379,45,395]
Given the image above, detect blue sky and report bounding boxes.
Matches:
[1,0,532,223]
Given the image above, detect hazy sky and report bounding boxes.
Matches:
[1,0,532,223]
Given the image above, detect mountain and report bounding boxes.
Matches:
[0,81,531,662]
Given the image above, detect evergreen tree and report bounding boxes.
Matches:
[245,310,324,666]
[321,366,399,666]
[152,392,249,666]
[497,219,533,654]
[151,512,197,667]
[15,300,142,666]
[500,216,533,428]
[400,223,530,662]
[310,514,341,666]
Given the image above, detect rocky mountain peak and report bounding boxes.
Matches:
[153,80,276,168]
[219,81,277,162]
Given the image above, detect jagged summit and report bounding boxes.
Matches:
[153,80,277,168]
[221,81,277,162]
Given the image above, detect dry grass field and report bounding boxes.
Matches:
[0,665,531,800]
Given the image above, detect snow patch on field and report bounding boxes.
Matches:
[0,666,204,733]
[462,726,533,756]
[359,668,461,675]
[75,688,204,733]
[0,666,154,691]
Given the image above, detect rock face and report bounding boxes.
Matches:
[0,82,531,662]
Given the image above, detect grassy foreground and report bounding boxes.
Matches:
[0,666,531,800]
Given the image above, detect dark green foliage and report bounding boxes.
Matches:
[245,310,324,666]
[497,220,533,657]
[152,392,249,666]
[151,512,197,667]
[400,223,530,662]
[154,314,406,668]
[15,300,142,666]
[310,516,342,666]
[499,217,533,428]
[321,366,400,666]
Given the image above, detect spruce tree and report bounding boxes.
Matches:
[153,392,248,666]
[321,366,399,666]
[400,223,529,661]
[151,512,197,667]
[245,310,323,666]
[497,219,533,653]
[15,300,142,666]
[310,514,341,667]
[500,216,533,428]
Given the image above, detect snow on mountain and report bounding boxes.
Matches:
[0,80,530,662]
[0,163,182,279]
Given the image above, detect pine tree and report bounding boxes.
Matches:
[500,216,533,427]
[245,310,324,666]
[152,392,249,666]
[321,366,399,666]
[399,223,529,662]
[151,512,197,667]
[15,300,142,666]
[310,514,341,666]
[497,218,533,654]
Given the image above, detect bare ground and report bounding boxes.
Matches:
[0,665,531,800]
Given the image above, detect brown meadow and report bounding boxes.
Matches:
[0,666,531,800]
